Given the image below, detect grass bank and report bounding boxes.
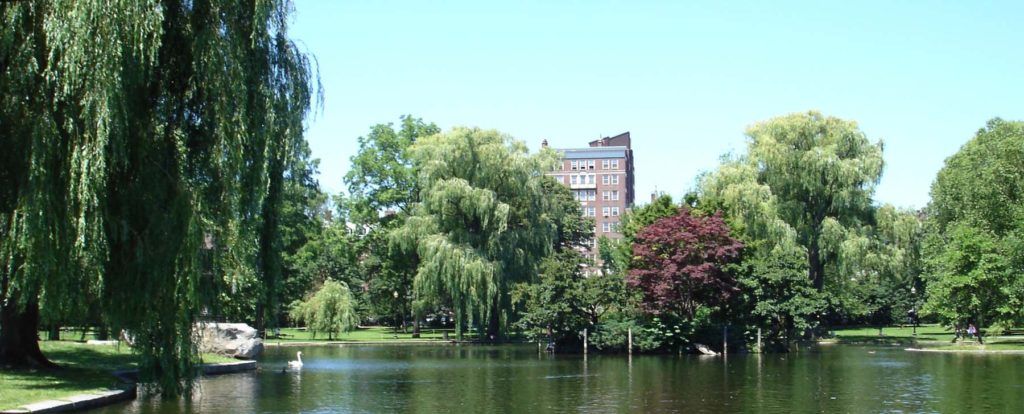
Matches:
[0,341,237,411]
[831,325,1024,351]
[268,326,459,342]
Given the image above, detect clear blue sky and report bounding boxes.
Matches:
[290,0,1023,209]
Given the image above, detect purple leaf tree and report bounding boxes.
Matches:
[628,208,743,319]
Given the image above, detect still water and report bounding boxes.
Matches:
[93,344,1024,413]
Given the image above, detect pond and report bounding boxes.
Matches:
[92,343,1024,413]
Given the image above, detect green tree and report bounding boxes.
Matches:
[287,218,364,320]
[696,114,912,334]
[0,1,316,396]
[921,224,1015,335]
[745,111,884,291]
[344,116,440,333]
[513,179,619,346]
[345,115,440,223]
[392,127,556,339]
[289,279,361,340]
[735,244,825,349]
[924,119,1024,331]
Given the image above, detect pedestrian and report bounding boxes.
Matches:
[967,323,977,338]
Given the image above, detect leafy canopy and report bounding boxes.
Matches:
[628,208,743,319]
[289,280,361,340]
[392,127,556,337]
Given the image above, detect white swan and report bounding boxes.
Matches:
[288,351,303,369]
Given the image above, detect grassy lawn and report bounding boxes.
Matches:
[832,325,954,342]
[0,341,240,411]
[832,325,1024,350]
[269,326,459,342]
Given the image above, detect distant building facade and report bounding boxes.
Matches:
[545,132,635,262]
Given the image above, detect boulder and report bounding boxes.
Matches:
[197,322,263,359]
[694,343,720,356]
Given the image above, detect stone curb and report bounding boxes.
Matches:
[0,388,136,414]
[200,360,257,375]
[265,340,460,347]
[1,361,256,414]
[904,348,1024,354]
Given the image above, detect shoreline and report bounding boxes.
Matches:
[264,339,468,347]
[0,361,256,414]
[904,347,1024,355]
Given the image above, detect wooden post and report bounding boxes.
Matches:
[723,325,728,355]
[757,328,762,353]
[583,328,588,354]
[628,327,633,354]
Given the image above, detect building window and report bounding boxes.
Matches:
[589,174,596,184]
[602,207,610,217]
[602,222,611,233]
[612,190,620,201]
[588,190,596,201]
[571,160,579,170]
[611,159,620,169]
[602,191,610,201]
[570,175,578,185]
[588,160,595,169]
[602,175,610,185]
[602,160,610,169]
[611,175,619,185]
[587,207,597,217]
[611,207,620,216]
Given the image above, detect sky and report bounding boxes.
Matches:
[289,0,1023,210]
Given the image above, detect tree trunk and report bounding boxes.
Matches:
[0,297,58,369]
[808,241,824,291]
[255,303,265,337]
[486,301,501,341]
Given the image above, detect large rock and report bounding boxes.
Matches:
[197,323,264,359]
[694,343,720,356]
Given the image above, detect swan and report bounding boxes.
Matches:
[288,351,304,369]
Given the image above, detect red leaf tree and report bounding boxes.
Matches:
[628,208,743,319]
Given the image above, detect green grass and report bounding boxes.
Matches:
[931,341,1024,351]
[269,326,459,342]
[832,325,954,342]
[832,325,1024,350]
[0,341,242,411]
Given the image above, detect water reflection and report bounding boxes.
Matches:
[91,344,1024,414]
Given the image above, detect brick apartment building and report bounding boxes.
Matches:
[544,132,635,262]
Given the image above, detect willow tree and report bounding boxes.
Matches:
[745,111,884,291]
[0,0,315,396]
[696,112,888,333]
[289,279,360,340]
[392,128,556,339]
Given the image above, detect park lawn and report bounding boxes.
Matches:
[0,341,239,411]
[270,326,458,342]
[930,341,1024,351]
[832,325,1024,350]
[832,325,954,342]
[49,325,467,343]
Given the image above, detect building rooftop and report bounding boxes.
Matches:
[556,146,628,159]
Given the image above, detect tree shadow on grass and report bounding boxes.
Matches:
[40,345,138,371]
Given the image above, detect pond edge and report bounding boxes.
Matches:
[0,361,256,414]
